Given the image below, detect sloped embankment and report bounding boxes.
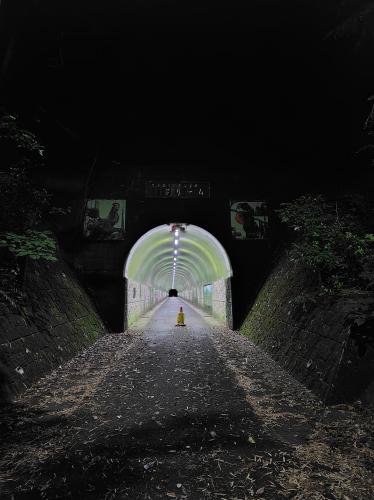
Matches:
[240,253,374,404]
[0,252,106,399]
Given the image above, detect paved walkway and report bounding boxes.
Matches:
[1,299,373,499]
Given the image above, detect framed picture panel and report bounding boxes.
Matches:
[230,200,268,240]
[83,199,126,240]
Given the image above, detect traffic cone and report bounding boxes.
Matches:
[176,306,186,326]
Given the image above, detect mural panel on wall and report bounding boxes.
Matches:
[203,284,212,310]
[83,200,126,240]
[230,201,268,240]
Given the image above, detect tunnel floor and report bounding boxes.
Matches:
[1,299,373,499]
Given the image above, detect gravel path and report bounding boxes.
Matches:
[0,298,373,499]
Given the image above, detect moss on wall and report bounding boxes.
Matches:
[0,251,106,398]
[240,253,374,403]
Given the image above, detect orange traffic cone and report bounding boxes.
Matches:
[176,306,186,326]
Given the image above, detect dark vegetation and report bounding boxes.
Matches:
[0,361,13,404]
[277,0,374,293]
[0,113,59,306]
[277,195,374,294]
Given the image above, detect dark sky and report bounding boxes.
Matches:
[1,0,374,190]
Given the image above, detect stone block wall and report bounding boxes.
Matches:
[181,278,232,327]
[181,287,204,308]
[212,279,233,327]
[126,279,166,327]
[0,255,106,397]
[240,252,374,403]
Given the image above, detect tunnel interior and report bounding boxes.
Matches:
[124,223,233,328]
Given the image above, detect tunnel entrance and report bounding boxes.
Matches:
[124,223,233,329]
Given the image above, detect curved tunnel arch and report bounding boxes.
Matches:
[124,224,232,291]
[124,224,233,327]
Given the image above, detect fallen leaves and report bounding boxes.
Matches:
[1,312,373,500]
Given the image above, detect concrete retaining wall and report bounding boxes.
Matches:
[0,254,106,397]
[240,252,374,403]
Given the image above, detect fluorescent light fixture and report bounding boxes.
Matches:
[174,239,178,245]
[174,249,178,255]
[173,257,177,261]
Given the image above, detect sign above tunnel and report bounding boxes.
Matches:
[145,181,210,199]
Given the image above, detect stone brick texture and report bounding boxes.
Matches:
[126,279,166,327]
[181,278,232,328]
[0,253,106,396]
[240,253,374,403]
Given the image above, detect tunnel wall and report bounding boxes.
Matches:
[181,287,203,309]
[212,279,232,327]
[240,252,374,403]
[181,278,232,327]
[126,279,166,327]
[0,254,106,397]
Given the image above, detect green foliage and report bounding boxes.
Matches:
[0,113,58,305]
[0,231,57,261]
[277,195,374,293]
[0,113,45,167]
[0,113,56,251]
[0,113,51,232]
[0,167,51,232]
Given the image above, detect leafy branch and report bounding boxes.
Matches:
[0,231,57,261]
[277,195,374,293]
[0,112,59,305]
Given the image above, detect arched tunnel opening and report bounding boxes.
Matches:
[124,223,233,329]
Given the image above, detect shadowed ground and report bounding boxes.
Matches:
[0,299,373,499]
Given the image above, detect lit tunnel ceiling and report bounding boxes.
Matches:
[124,224,232,292]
